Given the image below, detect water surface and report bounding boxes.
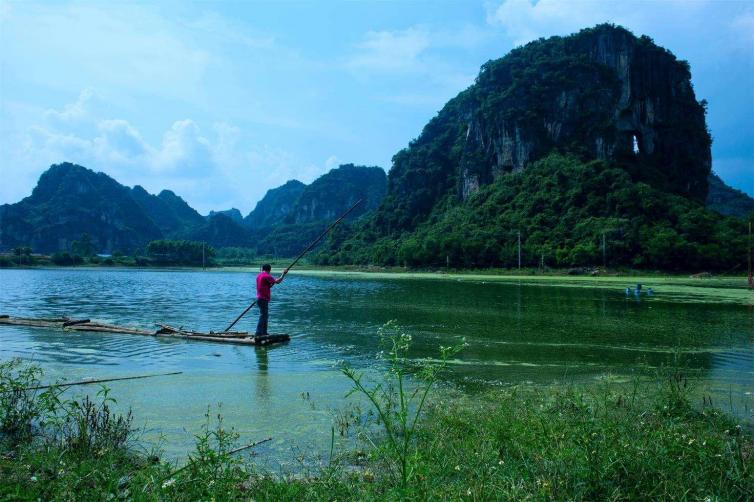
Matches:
[1,268,752,460]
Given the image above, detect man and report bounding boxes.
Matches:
[255,264,286,337]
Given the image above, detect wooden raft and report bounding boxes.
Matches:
[0,315,290,347]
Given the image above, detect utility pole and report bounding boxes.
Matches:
[517,230,521,270]
[747,220,754,289]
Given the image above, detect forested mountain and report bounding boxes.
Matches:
[130,185,205,235]
[0,163,387,255]
[284,165,387,224]
[208,208,243,224]
[314,25,749,271]
[706,174,754,218]
[248,164,387,256]
[244,180,306,229]
[0,163,162,253]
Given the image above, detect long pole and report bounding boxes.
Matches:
[517,231,521,270]
[222,199,363,332]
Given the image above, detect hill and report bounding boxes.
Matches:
[130,186,205,235]
[208,208,243,224]
[0,163,162,253]
[706,174,754,218]
[249,164,387,256]
[244,180,306,229]
[315,25,747,271]
[0,162,387,256]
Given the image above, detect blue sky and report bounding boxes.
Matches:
[1,0,752,214]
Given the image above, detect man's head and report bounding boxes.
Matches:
[261,263,272,272]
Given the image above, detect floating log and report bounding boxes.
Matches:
[0,315,290,347]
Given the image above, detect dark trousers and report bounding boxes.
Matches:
[255,299,269,336]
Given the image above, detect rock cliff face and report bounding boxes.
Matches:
[459,25,710,201]
[376,24,712,235]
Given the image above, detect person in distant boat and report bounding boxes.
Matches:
[255,264,287,337]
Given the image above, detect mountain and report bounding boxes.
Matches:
[249,164,387,256]
[706,174,754,218]
[182,213,253,248]
[208,208,243,224]
[0,163,162,253]
[130,185,205,235]
[315,25,746,271]
[244,180,306,229]
[285,165,386,224]
[0,162,387,256]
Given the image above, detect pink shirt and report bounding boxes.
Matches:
[256,271,276,300]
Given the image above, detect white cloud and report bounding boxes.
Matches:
[349,27,431,73]
[43,88,100,125]
[153,120,214,174]
[94,119,152,162]
[325,155,340,170]
[10,91,337,213]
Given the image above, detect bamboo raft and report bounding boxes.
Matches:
[0,315,290,346]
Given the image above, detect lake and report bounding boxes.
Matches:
[1,268,752,463]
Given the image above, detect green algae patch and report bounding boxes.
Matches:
[292,269,754,305]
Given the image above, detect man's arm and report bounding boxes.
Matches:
[274,268,289,284]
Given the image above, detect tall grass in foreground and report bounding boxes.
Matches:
[1,349,753,500]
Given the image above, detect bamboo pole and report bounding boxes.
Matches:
[223,199,363,332]
[8,371,183,392]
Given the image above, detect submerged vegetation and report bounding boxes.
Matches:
[2,326,752,500]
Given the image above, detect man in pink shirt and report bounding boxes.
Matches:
[256,263,286,336]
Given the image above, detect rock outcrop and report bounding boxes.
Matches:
[458,25,710,202]
[377,24,712,237]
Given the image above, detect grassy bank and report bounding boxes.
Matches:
[1,358,752,501]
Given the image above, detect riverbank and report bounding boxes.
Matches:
[1,359,752,501]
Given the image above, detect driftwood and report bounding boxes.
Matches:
[7,371,183,391]
[0,315,290,347]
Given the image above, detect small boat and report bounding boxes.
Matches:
[0,315,290,347]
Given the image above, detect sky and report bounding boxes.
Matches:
[1,0,752,215]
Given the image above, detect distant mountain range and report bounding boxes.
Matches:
[0,162,387,254]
